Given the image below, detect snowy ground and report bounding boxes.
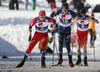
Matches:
[0,0,100,72]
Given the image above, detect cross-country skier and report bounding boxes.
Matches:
[88,13,99,47]
[16,10,56,68]
[50,3,76,67]
[75,9,99,66]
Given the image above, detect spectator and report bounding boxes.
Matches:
[71,0,80,9]
[50,0,56,10]
[25,0,28,10]
[60,0,67,8]
[19,0,22,3]
[61,0,67,4]
[0,0,1,6]
[76,0,85,13]
[47,0,50,4]
[32,0,36,10]
[9,0,19,10]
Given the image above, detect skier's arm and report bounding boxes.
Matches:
[48,17,56,31]
[92,18,99,24]
[28,18,35,42]
[50,8,61,18]
[29,18,35,32]
[89,17,99,24]
[70,10,77,19]
[48,17,56,37]
[50,11,57,18]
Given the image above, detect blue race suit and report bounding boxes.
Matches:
[50,9,76,55]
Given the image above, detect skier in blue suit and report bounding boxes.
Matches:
[50,3,76,67]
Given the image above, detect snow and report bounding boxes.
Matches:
[0,0,100,72]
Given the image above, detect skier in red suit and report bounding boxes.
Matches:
[16,10,56,68]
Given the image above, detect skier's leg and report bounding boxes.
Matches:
[16,33,40,68]
[53,0,56,9]
[16,51,28,68]
[50,1,53,10]
[94,32,96,41]
[57,27,64,65]
[66,40,74,67]
[65,29,74,67]
[83,31,88,66]
[46,47,53,53]
[83,42,88,66]
[26,35,40,53]
[16,0,19,10]
[25,0,28,10]
[75,30,82,65]
[89,29,93,46]
[40,35,48,68]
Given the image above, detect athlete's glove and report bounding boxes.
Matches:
[28,35,31,42]
[91,16,94,19]
[54,7,58,13]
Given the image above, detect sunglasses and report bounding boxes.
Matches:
[40,16,45,18]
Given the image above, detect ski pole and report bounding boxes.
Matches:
[72,19,75,55]
[92,20,95,62]
[28,40,32,60]
[52,34,55,64]
[52,14,57,64]
[55,41,59,57]
[30,52,32,60]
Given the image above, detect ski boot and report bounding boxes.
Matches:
[68,55,74,67]
[41,57,46,68]
[46,47,53,54]
[57,58,63,65]
[57,53,63,65]
[84,57,88,66]
[16,59,26,68]
[75,55,82,65]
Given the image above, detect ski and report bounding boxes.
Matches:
[74,64,89,67]
[74,64,83,66]
[49,64,70,68]
[41,67,48,68]
[0,66,17,69]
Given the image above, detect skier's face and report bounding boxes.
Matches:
[81,13,86,19]
[40,16,45,21]
[81,13,86,17]
[62,9,68,14]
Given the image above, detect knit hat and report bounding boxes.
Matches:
[62,3,68,9]
[39,10,46,16]
[91,13,94,17]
